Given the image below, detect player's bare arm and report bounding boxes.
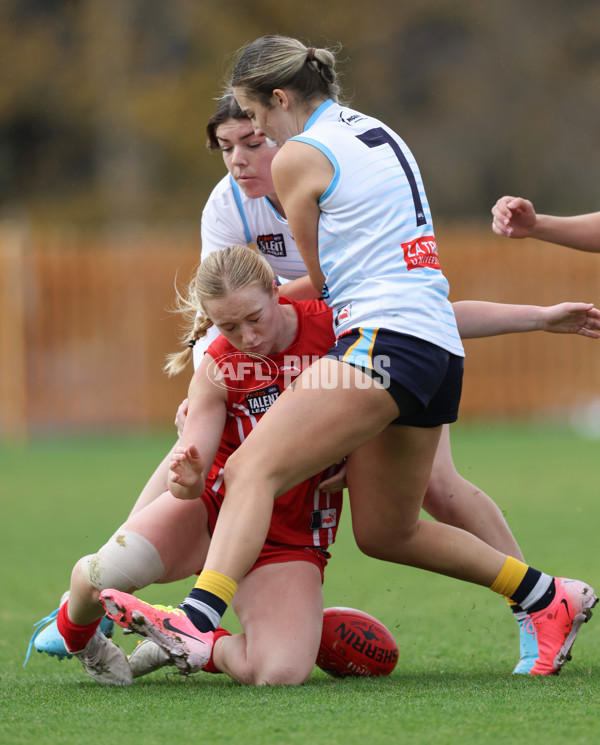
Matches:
[492,196,600,252]
[168,353,227,500]
[272,140,333,293]
[453,300,600,339]
[528,212,600,253]
[278,274,322,300]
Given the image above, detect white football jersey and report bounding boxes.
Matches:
[291,100,464,357]
[201,174,305,279]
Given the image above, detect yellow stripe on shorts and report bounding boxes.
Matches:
[341,328,379,370]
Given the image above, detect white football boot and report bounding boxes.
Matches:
[73,629,132,686]
[128,639,171,678]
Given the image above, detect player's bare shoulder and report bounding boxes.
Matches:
[189,353,227,404]
[272,140,333,199]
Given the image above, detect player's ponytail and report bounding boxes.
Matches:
[231,35,341,107]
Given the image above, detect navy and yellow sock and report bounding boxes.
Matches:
[491,556,555,613]
[506,596,528,621]
[179,570,238,632]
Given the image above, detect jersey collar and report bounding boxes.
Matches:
[303,99,335,131]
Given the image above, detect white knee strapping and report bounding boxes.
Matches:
[81,530,165,592]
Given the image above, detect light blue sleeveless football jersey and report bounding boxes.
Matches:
[291,100,464,357]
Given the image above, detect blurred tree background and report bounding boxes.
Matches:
[1,0,599,230]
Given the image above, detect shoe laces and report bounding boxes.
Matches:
[151,604,185,615]
[23,607,59,667]
[522,616,536,636]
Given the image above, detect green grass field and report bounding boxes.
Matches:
[2,424,599,745]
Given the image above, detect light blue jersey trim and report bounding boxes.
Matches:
[229,174,252,245]
[290,136,340,203]
[304,99,335,130]
[264,197,287,222]
[342,328,378,370]
[291,101,339,202]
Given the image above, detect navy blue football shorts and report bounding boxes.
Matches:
[325,327,464,427]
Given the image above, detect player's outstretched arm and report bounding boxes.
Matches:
[492,195,600,252]
[453,300,600,339]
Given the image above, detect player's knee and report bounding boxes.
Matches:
[353,521,418,559]
[224,449,279,495]
[80,530,165,592]
[262,667,310,686]
[223,448,255,489]
[250,660,311,686]
[232,645,312,686]
[423,468,483,524]
[222,450,242,488]
[71,558,101,603]
[422,477,453,521]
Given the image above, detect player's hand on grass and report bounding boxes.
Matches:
[541,302,600,338]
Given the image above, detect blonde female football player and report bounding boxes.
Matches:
[38,247,345,686]
[100,37,597,678]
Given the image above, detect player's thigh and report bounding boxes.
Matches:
[121,491,210,581]
[346,423,443,549]
[430,423,455,475]
[227,357,399,496]
[233,561,324,665]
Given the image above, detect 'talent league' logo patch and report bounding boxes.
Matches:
[245,385,281,415]
[257,233,286,257]
[401,234,441,271]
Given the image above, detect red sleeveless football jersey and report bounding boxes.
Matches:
[204,298,342,550]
